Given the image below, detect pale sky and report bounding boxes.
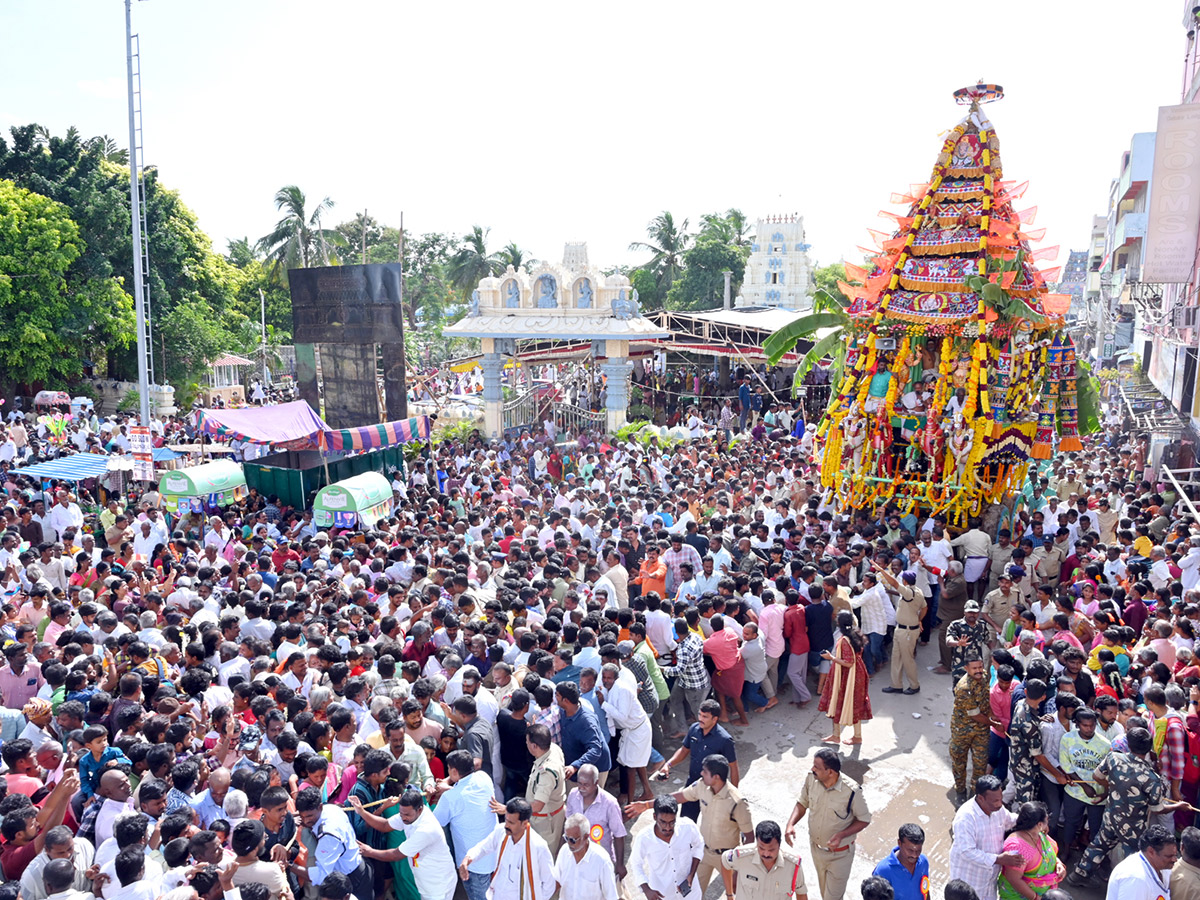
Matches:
[0,1,1187,275]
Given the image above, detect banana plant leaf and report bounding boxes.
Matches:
[763,312,847,365]
[790,329,845,395]
[1076,361,1102,435]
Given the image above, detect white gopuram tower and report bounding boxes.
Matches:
[736,214,813,311]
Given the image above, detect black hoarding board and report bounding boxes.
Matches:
[380,342,408,421]
[288,264,405,345]
[320,343,380,429]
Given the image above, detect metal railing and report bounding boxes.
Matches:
[1162,467,1200,521]
[503,388,540,434]
[554,403,605,436]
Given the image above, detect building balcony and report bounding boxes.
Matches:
[1114,212,1148,248]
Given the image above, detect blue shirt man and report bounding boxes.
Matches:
[433,764,497,879]
[557,687,612,776]
[872,826,931,900]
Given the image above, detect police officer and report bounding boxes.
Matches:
[625,754,753,891]
[877,566,925,695]
[722,820,806,900]
[784,749,870,900]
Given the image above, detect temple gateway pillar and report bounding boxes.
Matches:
[602,339,631,433]
[480,338,503,439]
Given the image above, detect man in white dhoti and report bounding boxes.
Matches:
[599,663,653,801]
[461,798,557,900]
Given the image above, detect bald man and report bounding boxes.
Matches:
[191,768,232,829]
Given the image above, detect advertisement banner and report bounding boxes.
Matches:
[129,426,155,482]
[1144,104,1200,283]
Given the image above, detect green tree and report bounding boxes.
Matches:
[629,212,690,295]
[256,185,341,275]
[628,268,663,311]
[335,212,388,265]
[226,237,293,342]
[404,231,459,328]
[85,135,128,166]
[810,262,851,304]
[665,234,747,311]
[447,225,501,298]
[699,208,753,248]
[0,179,133,388]
[495,241,529,274]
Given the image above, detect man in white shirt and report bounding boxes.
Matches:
[352,791,458,900]
[1181,536,1200,592]
[131,522,158,560]
[1148,547,1172,591]
[45,492,84,544]
[628,796,703,900]
[554,813,618,900]
[948,775,1021,900]
[1103,824,1176,900]
[461,799,557,900]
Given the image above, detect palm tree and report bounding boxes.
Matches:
[629,212,690,292]
[699,208,753,248]
[86,135,129,165]
[447,226,502,297]
[255,185,340,276]
[496,242,528,273]
[762,289,852,398]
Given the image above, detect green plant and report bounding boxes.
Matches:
[116,389,139,413]
[762,288,851,398]
[431,419,481,447]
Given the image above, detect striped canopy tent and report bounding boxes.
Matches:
[196,400,332,446]
[319,416,432,453]
[13,453,111,482]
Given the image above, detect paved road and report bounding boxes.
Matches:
[623,643,1109,900]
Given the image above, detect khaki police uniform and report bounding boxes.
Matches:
[680,778,754,890]
[797,772,870,900]
[527,743,567,856]
[890,579,926,692]
[721,843,806,900]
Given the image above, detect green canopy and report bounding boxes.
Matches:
[313,471,394,529]
[158,460,247,512]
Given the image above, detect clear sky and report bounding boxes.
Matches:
[0,1,1187,274]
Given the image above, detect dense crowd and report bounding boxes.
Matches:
[0,383,1192,900]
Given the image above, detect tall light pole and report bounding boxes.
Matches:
[125,0,150,425]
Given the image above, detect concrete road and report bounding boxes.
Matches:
[623,645,1109,900]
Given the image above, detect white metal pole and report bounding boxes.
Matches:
[126,0,150,426]
[260,288,268,384]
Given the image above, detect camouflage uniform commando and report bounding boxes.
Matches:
[1070,749,1167,880]
[946,618,990,683]
[1007,698,1045,806]
[949,671,991,795]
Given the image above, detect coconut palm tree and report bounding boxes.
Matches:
[496,241,528,273]
[255,185,340,276]
[700,208,753,248]
[762,289,852,398]
[629,212,691,293]
[448,226,502,297]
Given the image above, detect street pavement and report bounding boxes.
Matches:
[623,643,1109,900]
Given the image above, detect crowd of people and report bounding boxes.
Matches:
[0,376,1191,900]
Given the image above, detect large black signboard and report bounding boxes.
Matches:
[288,264,405,345]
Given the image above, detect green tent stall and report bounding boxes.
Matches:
[158,460,248,513]
[313,471,394,530]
